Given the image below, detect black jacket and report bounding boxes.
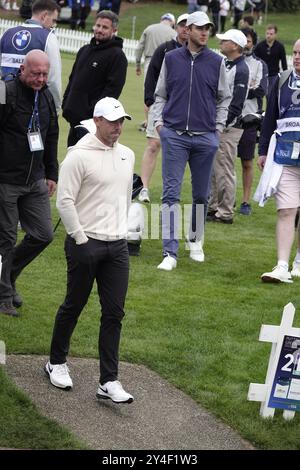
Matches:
[0,76,59,185]
[62,36,128,125]
[144,39,182,107]
[254,39,287,77]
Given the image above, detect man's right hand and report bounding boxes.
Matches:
[257,155,267,171]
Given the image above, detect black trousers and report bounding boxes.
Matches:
[0,180,53,302]
[50,236,129,384]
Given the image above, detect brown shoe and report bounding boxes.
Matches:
[0,301,20,317]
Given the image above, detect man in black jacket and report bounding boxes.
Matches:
[254,24,287,100]
[0,49,59,317]
[62,10,128,146]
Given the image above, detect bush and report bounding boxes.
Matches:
[261,0,299,11]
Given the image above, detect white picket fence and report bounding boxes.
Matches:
[0,18,293,67]
[0,18,139,63]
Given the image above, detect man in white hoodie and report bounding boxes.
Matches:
[45,97,135,404]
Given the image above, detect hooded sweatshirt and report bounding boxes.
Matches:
[62,36,128,126]
[56,133,135,244]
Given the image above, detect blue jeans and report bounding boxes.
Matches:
[159,127,219,258]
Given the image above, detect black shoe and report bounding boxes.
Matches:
[209,214,233,224]
[239,202,252,216]
[12,291,23,308]
[206,210,217,221]
[11,283,23,308]
[0,301,20,317]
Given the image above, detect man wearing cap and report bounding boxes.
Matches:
[45,97,135,403]
[237,28,268,216]
[207,29,249,224]
[138,13,189,203]
[62,10,128,147]
[152,11,231,271]
[135,13,176,79]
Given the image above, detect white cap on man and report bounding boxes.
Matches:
[177,13,189,25]
[186,11,214,27]
[93,97,132,121]
[216,29,248,48]
[161,12,176,24]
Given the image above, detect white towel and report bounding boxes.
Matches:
[253,134,283,207]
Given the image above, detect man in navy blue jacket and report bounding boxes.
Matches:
[138,13,189,203]
[152,11,231,271]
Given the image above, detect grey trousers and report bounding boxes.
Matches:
[209,127,244,220]
[0,180,53,302]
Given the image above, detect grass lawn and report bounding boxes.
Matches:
[1,6,300,450]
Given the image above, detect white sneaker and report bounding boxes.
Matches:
[186,239,204,262]
[261,265,293,284]
[44,361,73,390]
[96,380,134,404]
[12,2,18,10]
[138,188,150,203]
[291,261,300,278]
[157,254,177,271]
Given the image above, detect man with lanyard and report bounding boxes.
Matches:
[0,50,58,317]
[0,0,62,114]
[152,11,231,270]
[255,39,300,284]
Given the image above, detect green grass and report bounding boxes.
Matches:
[0,367,87,449]
[1,6,300,450]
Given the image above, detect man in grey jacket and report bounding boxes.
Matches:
[152,11,231,271]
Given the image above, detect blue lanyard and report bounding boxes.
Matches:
[28,91,40,132]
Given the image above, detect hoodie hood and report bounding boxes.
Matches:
[90,35,124,51]
[67,132,117,153]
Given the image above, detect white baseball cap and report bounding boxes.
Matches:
[216,29,247,48]
[93,97,131,121]
[161,13,175,24]
[186,11,213,27]
[177,13,189,25]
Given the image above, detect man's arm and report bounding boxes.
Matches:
[56,153,88,245]
[216,60,231,132]
[135,29,147,76]
[144,43,166,107]
[258,77,279,156]
[62,46,84,108]
[247,58,268,100]
[151,59,168,131]
[43,94,59,184]
[226,62,249,127]
[280,43,288,71]
[45,32,62,114]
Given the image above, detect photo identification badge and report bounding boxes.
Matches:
[27,130,44,152]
